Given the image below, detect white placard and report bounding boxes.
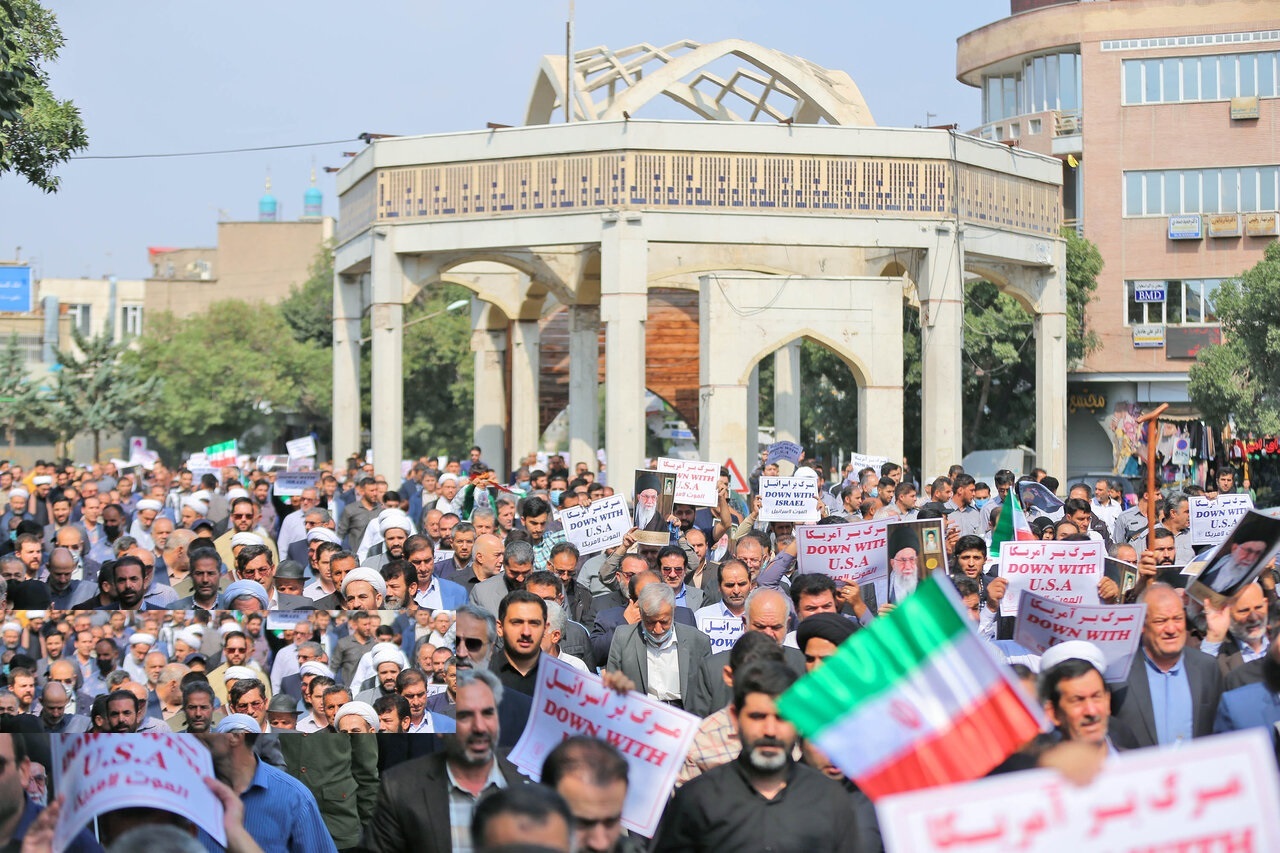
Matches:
[559,494,633,553]
[695,614,745,653]
[999,540,1104,617]
[53,733,227,850]
[286,435,317,459]
[274,471,321,497]
[876,729,1280,852]
[509,655,700,837]
[759,475,820,523]
[1013,592,1146,682]
[796,519,890,606]
[287,456,317,472]
[266,610,311,631]
[1189,494,1255,545]
[657,457,720,507]
[847,452,890,474]
[433,549,455,565]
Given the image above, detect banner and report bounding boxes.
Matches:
[273,471,320,498]
[204,440,238,468]
[52,733,227,850]
[559,494,633,553]
[657,457,720,507]
[998,540,1104,617]
[1013,592,1146,682]
[695,613,745,653]
[847,452,890,474]
[434,549,454,565]
[257,454,290,472]
[286,435,317,459]
[765,440,804,467]
[759,475,820,523]
[796,519,890,603]
[509,655,699,837]
[287,456,316,472]
[1189,494,1254,545]
[876,729,1280,852]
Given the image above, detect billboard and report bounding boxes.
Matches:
[0,266,32,313]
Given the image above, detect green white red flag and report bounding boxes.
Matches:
[204,440,238,468]
[988,491,1037,559]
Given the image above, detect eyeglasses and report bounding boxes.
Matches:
[231,513,254,520]
[660,566,685,575]
[456,637,485,653]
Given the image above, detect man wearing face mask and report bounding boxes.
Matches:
[605,581,710,708]
[86,503,128,568]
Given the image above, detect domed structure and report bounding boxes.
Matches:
[258,175,279,222]
[525,39,875,126]
[302,169,323,219]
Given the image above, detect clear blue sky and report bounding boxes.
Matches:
[0,0,1010,280]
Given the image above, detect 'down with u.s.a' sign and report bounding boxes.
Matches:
[559,494,634,553]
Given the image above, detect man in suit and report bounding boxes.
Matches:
[406,535,468,611]
[657,544,704,611]
[606,580,710,709]
[685,588,804,717]
[470,539,535,615]
[368,668,527,853]
[1200,581,1271,678]
[591,569,696,664]
[1213,639,1280,750]
[235,544,312,611]
[1111,583,1224,749]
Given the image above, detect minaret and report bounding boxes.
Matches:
[302,168,323,219]
[258,174,279,222]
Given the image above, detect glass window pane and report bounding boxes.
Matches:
[1127,283,1144,325]
[1184,171,1200,213]
[1260,53,1276,97]
[1240,53,1256,96]
[1184,281,1203,323]
[1145,59,1162,102]
[1202,57,1218,98]
[1261,166,1277,211]
[1036,56,1048,111]
[985,79,1000,122]
[1221,168,1239,211]
[1183,57,1200,100]
[1125,172,1144,215]
[1146,172,1163,214]
[1203,279,1222,323]
[1163,59,1181,101]
[1166,281,1182,326]
[1023,61,1035,114]
[1004,77,1017,119]
[1203,169,1220,213]
[1060,53,1079,111]
[1165,172,1182,213]
[1124,60,1143,104]
[1046,54,1060,110]
[1220,55,1237,97]
[1240,167,1260,211]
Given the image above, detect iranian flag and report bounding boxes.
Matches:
[204,440,238,468]
[776,576,1045,800]
[987,491,1036,559]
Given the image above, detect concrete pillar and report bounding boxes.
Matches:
[331,271,363,463]
[1034,249,1069,482]
[568,305,600,470]
[859,384,904,465]
[600,215,647,488]
[510,317,542,474]
[773,340,801,446]
[370,233,406,489]
[471,300,507,476]
[918,228,964,482]
[698,273,747,470]
[745,364,760,468]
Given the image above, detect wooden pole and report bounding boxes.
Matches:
[1137,403,1168,551]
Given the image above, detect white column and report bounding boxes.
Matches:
[859,384,903,464]
[510,318,541,474]
[918,229,964,482]
[600,215,647,488]
[1034,249,1068,481]
[331,271,363,463]
[745,364,760,466]
[568,305,600,471]
[698,273,748,471]
[471,300,507,475]
[773,340,801,445]
[370,233,406,489]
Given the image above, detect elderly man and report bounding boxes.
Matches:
[36,681,89,734]
[470,540,536,614]
[1201,582,1271,678]
[45,546,95,609]
[234,543,309,610]
[606,581,710,708]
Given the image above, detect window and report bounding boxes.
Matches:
[1123,166,1280,216]
[1028,118,1042,135]
[1123,50,1280,104]
[121,305,143,340]
[1125,280,1222,326]
[66,303,92,337]
[981,50,1083,122]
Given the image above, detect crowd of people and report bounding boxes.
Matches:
[0,450,1276,852]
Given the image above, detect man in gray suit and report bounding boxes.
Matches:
[657,544,704,612]
[606,581,710,709]
[470,540,536,615]
[1110,583,1224,749]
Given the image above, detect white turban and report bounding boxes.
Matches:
[1,622,20,634]
[32,475,52,486]
[8,488,28,499]
[341,567,387,598]
[230,532,263,548]
[136,499,163,512]
[182,496,209,515]
[174,630,202,650]
[307,528,341,545]
[223,665,256,682]
[379,513,413,535]
[226,487,250,501]
[299,661,334,679]
[371,644,405,669]
[333,701,380,731]
[129,632,157,648]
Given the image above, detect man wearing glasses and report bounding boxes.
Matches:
[215,497,279,568]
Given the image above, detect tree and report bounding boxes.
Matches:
[0,333,48,454]
[124,301,331,454]
[0,0,88,192]
[399,285,474,456]
[280,246,334,347]
[50,327,158,461]
[1189,240,1280,435]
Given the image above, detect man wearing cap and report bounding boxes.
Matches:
[215,497,280,569]
[266,693,301,730]
[362,512,413,571]
[0,485,33,532]
[274,560,307,598]
[342,567,387,610]
[1036,641,1122,756]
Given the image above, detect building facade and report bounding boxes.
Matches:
[958,0,1280,477]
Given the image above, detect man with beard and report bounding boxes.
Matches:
[885,526,922,606]
[1202,582,1271,678]
[362,512,412,571]
[369,668,527,853]
[653,660,861,851]
[94,689,142,732]
[1199,537,1271,599]
[493,590,548,696]
[470,540,535,614]
[694,558,753,630]
[1213,638,1280,745]
[176,681,220,733]
[45,546,95,609]
[86,503,128,567]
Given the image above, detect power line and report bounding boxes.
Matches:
[70,138,358,161]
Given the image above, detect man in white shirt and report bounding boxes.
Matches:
[1090,478,1122,532]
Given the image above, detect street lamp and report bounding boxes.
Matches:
[359,298,468,344]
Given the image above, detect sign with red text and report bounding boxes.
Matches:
[998,540,1104,617]
[509,655,699,836]
[1190,493,1255,545]
[1013,592,1146,682]
[759,475,820,523]
[657,457,720,507]
[560,494,633,553]
[796,519,890,604]
[52,733,227,851]
[876,729,1280,852]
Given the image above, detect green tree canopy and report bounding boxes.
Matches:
[0,333,48,454]
[1189,240,1280,434]
[1,0,88,192]
[50,327,158,460]
[279,246,335,347]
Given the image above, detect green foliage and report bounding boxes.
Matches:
[50,327,158,459]
[0,0,88,192]
[400,285,474,456]
[1064,227,1103,363]
[0,333,48,451]
[124,301,331,455]
[1189,240,1280,434]
[280,246,335,347]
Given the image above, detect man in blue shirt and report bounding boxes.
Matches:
[198,730,337,853]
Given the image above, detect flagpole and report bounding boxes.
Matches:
[1137,403,1168,551]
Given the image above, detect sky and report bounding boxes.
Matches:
[0,0,1010,281]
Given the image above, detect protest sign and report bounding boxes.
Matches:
[286,435,317,459]
[509,655,699,837]
[847,452,890,474]
[998,540,1104,617]
[1189,493,1254,545]
[52,732,227,851]
[796,519,890,603]
[633,469,677,546]
[657,457,720,507]
[267,610,311,631]
[696,614,745,653]
[273,471,320,498]
[434,549,454,565]
[1013,592,1146,682]
[765,440,804,467]
[287,456,316,472]
[560,494,633,553]
[1188,509,1280,606]
[876,729,1280,852]
[759,475,820,523]
[257,454,290,472]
